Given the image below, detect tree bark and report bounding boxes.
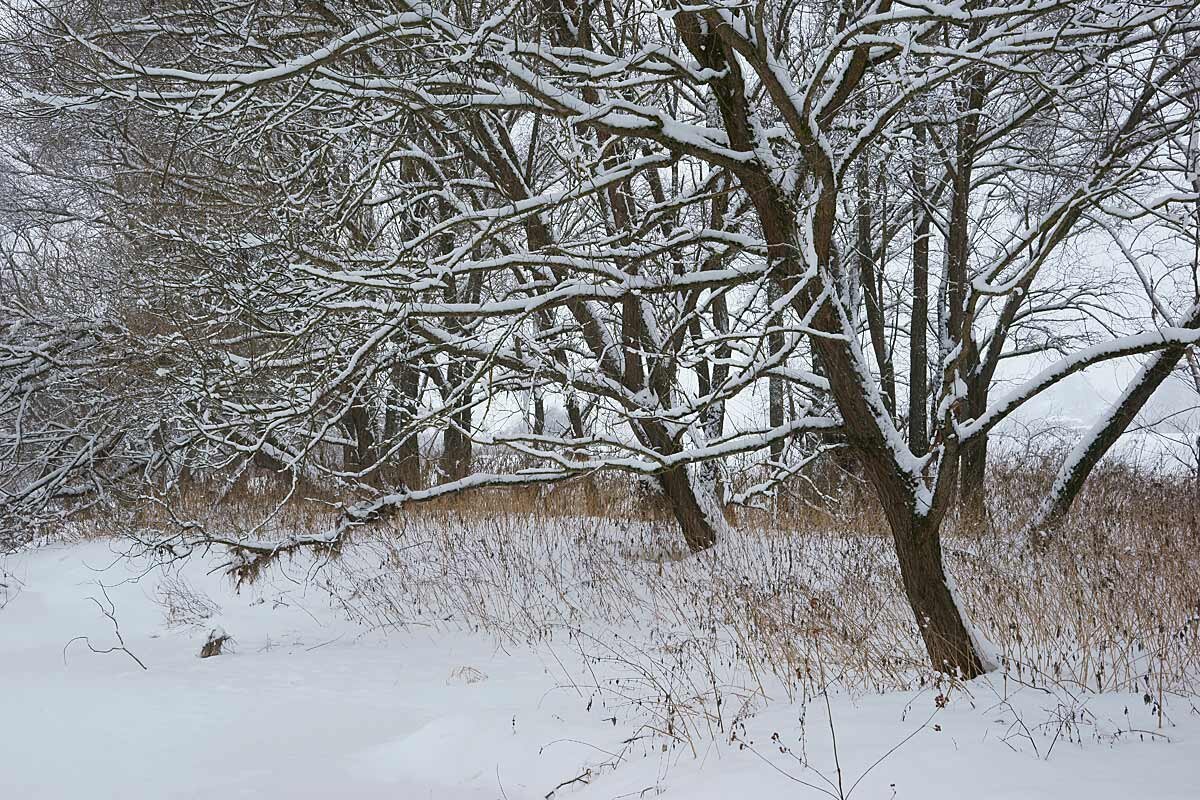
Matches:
[441,360,473,482]
[890,511,985,677]
[384,363,422,490]
[635,413,726,551]
[909,121,930,456]
[946,70,988,518]
[532,389,545,436]
[343,400,377,483]
[767,279,786,463]
[858,159,896,418]
[566,393,586,439]
[706,292,731,500]
[655,464,723,552]
[958,428,988,523]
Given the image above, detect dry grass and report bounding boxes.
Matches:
[963,456,1200,699]
[44,448,1200,745]
[294,461,1198,746]
[92,445,888,535]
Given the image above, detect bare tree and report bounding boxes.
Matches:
[7,0,1200,679]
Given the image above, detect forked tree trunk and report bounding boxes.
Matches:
[638,414,726,551]
[890,512,985,678]
[655,464,723,552]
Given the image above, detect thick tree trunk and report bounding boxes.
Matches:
[637,415,725,552]
[655,464,723,552]
[890,512,986,678]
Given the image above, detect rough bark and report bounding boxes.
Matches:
[655,465,722,553]
[958,428,989,524]
[891,512,985,677]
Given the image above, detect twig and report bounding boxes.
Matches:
[63,585,148,670]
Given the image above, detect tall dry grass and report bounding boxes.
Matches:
[62,446,1200,744]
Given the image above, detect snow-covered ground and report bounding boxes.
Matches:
[2,539,1197,799]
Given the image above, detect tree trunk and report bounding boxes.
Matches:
[384,363,422,490]
[566,393,586,439]
[767,280,786,463]
[441,415,472,482]
[909,121,930,456]
[699,291,731,501]
[890,512,985,678]
[946,73,988,523]
[532,389,545,435]
[441,361,473,482]
[655,464,723,552]
[637,415,725,552]
[958,432,988,524]
[438,262,481,483]
[252,444,286,473]
[1028,302,1200,541]
[686,29,987,675]
[857,159,896,418]
[343,400,377,483]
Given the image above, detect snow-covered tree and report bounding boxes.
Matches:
[7,0,1200,677]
